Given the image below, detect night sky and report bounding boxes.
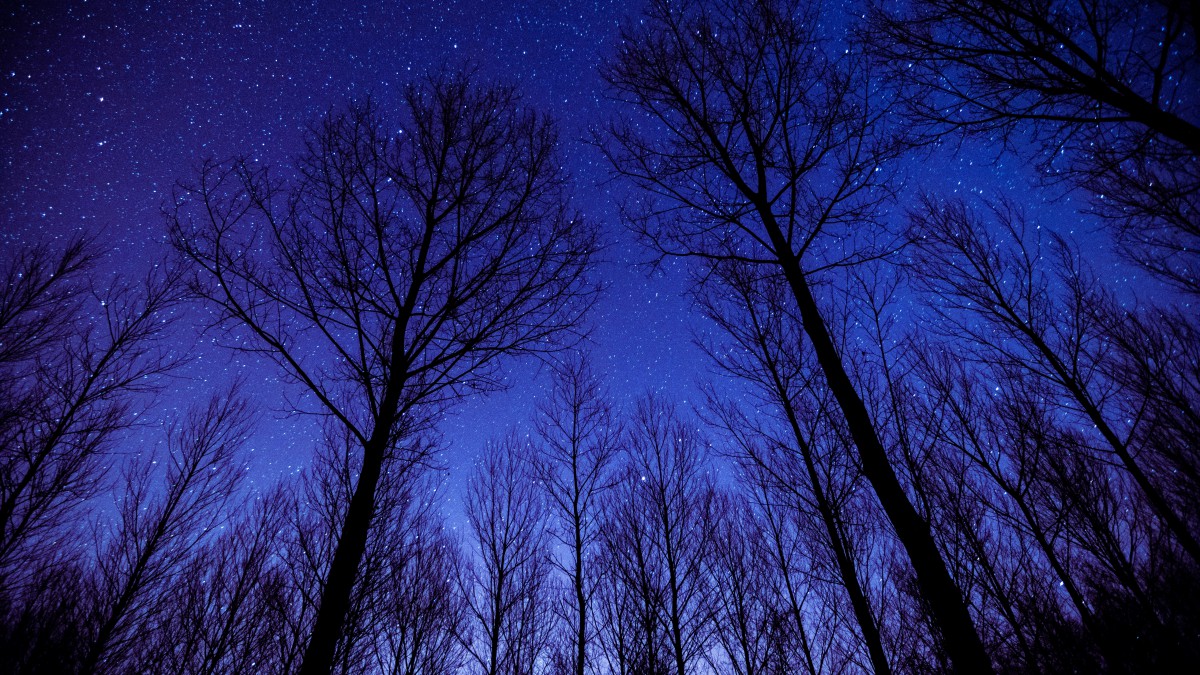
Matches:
[0,1,1123,500]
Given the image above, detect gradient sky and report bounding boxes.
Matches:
[0,0,1117,503]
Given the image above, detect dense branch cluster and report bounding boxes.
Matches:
[2,1,1197,674]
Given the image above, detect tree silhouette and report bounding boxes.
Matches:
[910,197,1200,568]
[80,389,251,674]
[460,434,553,675]
[172,72,598,674]
[909,196,1200,670]
[870,0,1200,294]
[697,262,893,675]
[700,490,790,675]
[0,239,179,594]
[600,0,990,670]
[141,485,292,675]
[599,395,716,675]
[531,355,620,675]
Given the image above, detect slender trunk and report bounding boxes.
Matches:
[300,208,431,675]
[777,553,818,674]
[957,507,1036,664]
[990,467,1101,636]
[759,498,819,675]
[760,339,891,674]
[761,210,993,674]
[574,517,587,675]
[665,531,687,675]
[785,408,891,675]
[489,581,503,675]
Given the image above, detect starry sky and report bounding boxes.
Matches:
[0,1,1116,496]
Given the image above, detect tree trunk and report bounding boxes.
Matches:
[574,516,587,675]
[762,211,993,675]
[297,432,387,675]
[782,400,892,675]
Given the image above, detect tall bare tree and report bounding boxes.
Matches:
[600,0,990,670]
[274,421,466,675]
[909,197,1200,567]
[911,352,1110,670]
[143,485,293,675]
[172,72,598,674]
[700,490,790,675]
[531,355,620,675]
[599,395,716,675]
[372,515,467,675]
[697,262,892,675]
[1095,305,1200,525]
[460,434,554,675]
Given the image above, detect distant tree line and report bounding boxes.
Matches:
[1,0,1196,673]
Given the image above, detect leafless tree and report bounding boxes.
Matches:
[343,436,468,675]
[460,434,554,675]
[909,196,1200,567]
[910,197,1200,669]
[371,515,468,675]
[600,0,989,670]
[0,239,179,595]
[78,389,251,675]
[1095,305,1200,524]
[171,71,599,674]
[143,485,293,675]
[598,395,716,675]
[530,355,620,675]
[743,480,832,675]
[700,490,790,675]
[696,262,892,675]
[596,472,670,675]
[911,353,1108,671]
[870,0,1200,294]
[259,414,466,675]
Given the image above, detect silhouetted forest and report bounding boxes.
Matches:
[2,0,1197,673]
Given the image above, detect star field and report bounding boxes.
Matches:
[0,0,1143,493]
[2,1,716,498]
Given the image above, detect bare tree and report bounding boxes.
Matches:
[701,490,789,675]
[460,434,554,675]
[531,355,620,675]
[0,239,179,594]
[144,485,293,675]
[600,0,990,670]
[743,482,826,675]
[256,414,466,675]
[909,197,1200,567]
[79,389,251,675]
[596,472,670,675]
[911,352,1110,671]
[372,515,468,675]
[172,71,598,674]
[696,262,892,675]
[1096,305,1200,524]
[599,395,715,675]
[338,432,469,675]
[870,0,1200,293]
